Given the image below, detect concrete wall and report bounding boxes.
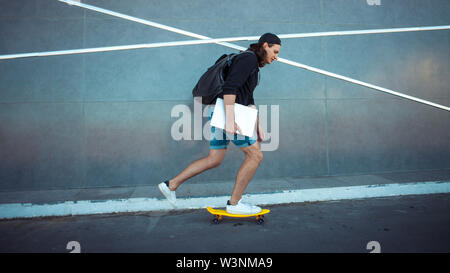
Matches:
[1,0,449,191]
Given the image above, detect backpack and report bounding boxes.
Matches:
[192,51,257,105]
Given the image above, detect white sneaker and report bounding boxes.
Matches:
[226,199,261,215]
[158,181,177,208]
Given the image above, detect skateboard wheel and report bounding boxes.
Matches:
[256,218,264,225]
[212,217,220,225]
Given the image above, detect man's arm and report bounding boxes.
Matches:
[224,94,241,135]
[248,104,260,129]
[249,104,265,142]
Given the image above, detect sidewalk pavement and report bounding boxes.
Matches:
[0,193,449,253]
[0,169,449,219]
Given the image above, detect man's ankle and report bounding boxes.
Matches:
[166,180,176,191]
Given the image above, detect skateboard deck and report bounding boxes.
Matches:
[206,206,270,225]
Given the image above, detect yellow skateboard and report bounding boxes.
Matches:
[206,206,270,225]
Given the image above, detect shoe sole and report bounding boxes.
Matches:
[158,183,177,208]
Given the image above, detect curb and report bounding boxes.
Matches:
[0,181,449,219]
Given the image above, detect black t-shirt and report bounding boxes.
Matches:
[219,51,259,106]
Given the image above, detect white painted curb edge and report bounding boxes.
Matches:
[0,181,449,219]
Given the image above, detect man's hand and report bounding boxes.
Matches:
[225,120,242,135]
[257,125,266,142]
[224,94,241,135]
[248,104,265,142]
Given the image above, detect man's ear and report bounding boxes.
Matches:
[262,42,269,49]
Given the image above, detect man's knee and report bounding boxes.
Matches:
[254,150,263,164]
[244,145,263,164]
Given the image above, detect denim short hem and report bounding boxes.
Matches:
[209,144,228,150]
[234,139,257,148]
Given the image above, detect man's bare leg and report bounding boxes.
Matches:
[229,142,263,204]
[168,148,227,191]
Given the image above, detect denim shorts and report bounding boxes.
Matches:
[207,107,257,150]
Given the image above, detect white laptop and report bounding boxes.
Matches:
[210,98,258,138]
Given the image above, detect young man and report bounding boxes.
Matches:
[159,33,281,214]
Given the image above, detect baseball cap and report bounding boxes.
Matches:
[258,33,281,45]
